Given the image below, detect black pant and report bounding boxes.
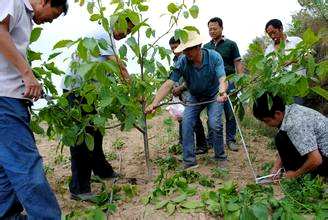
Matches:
[275,130,328,177]
[178,117,207,149]
[64,90,114,194]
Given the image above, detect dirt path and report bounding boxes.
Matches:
[36,112,277,219]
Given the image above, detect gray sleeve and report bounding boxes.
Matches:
[287,120,318,156]
[0,0,18,32]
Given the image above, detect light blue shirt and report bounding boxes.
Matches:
[170,48,225,99]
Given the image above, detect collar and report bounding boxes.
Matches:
[279,105,291,131]
[211,36,225,45]
[23,0,34,12]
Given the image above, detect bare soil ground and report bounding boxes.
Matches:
[36,111,278,219]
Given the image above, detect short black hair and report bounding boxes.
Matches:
[253,93,285,121]
[265,19,283,31]
[47,0,68,15]
[208,17,223,28]
[169,36,180,45]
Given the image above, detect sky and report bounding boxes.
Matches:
[31,0,302,106]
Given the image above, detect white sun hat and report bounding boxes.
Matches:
[174,30,203,53]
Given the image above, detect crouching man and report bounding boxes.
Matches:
[253,93,328,179]
[146,31,228,169]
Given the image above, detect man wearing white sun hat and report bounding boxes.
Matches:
[146,30,228,169]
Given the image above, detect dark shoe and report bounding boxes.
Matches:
[196,148,208,155]
[183,163,199,170]
[96,171,122,180]
[70,192,96,202]
[212,154,227,161]
[227,141,238,151]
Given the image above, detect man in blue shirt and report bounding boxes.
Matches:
[146,31,228,169]
[169,37,207,154]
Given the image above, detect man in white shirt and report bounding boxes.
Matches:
[0,0,68,219]
[62,21,133,201]
[265,18,305,104]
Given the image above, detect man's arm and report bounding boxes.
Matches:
[234,59,244,75]
[107,55,131,84]
[217,76,228,103]
[145,80,175,113]
[286,149,323,179]
[0,16,41,100]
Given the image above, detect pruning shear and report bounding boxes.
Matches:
[256,168,285,184]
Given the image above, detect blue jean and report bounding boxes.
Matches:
[0,97,61,219]
[208,81,237,146]
[182,95,225,165]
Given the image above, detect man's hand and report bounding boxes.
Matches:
[172,85,184,97]
[285,170,299,179]
[145,103,157,114]
[217,92,228,103]
[22,70,41,101]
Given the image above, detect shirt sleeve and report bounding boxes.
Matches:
[0,0,19,32]
[213,52,226,78]
[287,120,318,156]
[169,56,185,82]
[231,41,241,61]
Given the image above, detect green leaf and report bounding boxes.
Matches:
[174,29,188,43]
[166,203,176,216]
[155,200,169,209]
[127,10,140,25]
[171,194,188,203]
[183,26,199,34]
[167,3,179,14]
[140,196,151,205]
[127,37,140,57]
[189,5,199,18]
[138,4,149,11]
[311,86,328,100]
[27,50,42,62]
[77,63,95,77]
[119,45,127,58]
[183,11,189,19]
[77,40,88,60]
[87,2,95,14]
[302,28,319,45]
[227,202,240,212]
[30,27,43,44]
[85,133,95,151]
[251,203,268,220]
[53,40,74,49]
[180,200,204,209]
[90,14,101,21]
[48,52,61,61]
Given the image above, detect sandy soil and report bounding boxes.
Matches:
[36,112,277,219]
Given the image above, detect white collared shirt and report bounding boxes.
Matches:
[61,30,118,90]
[265,36,306,76]
[0,0,34,99]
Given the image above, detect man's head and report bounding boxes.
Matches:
[30,0,68,25]
[265,19,284,45]
[113,18,135,40]
[183,44,202,62]
[207,17,223,40]
[173,30,202,62]
[253,93,285,127]
[169,37,181,57]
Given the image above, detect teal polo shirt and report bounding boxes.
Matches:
[203,37,241,76]
[169,48,225,99]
